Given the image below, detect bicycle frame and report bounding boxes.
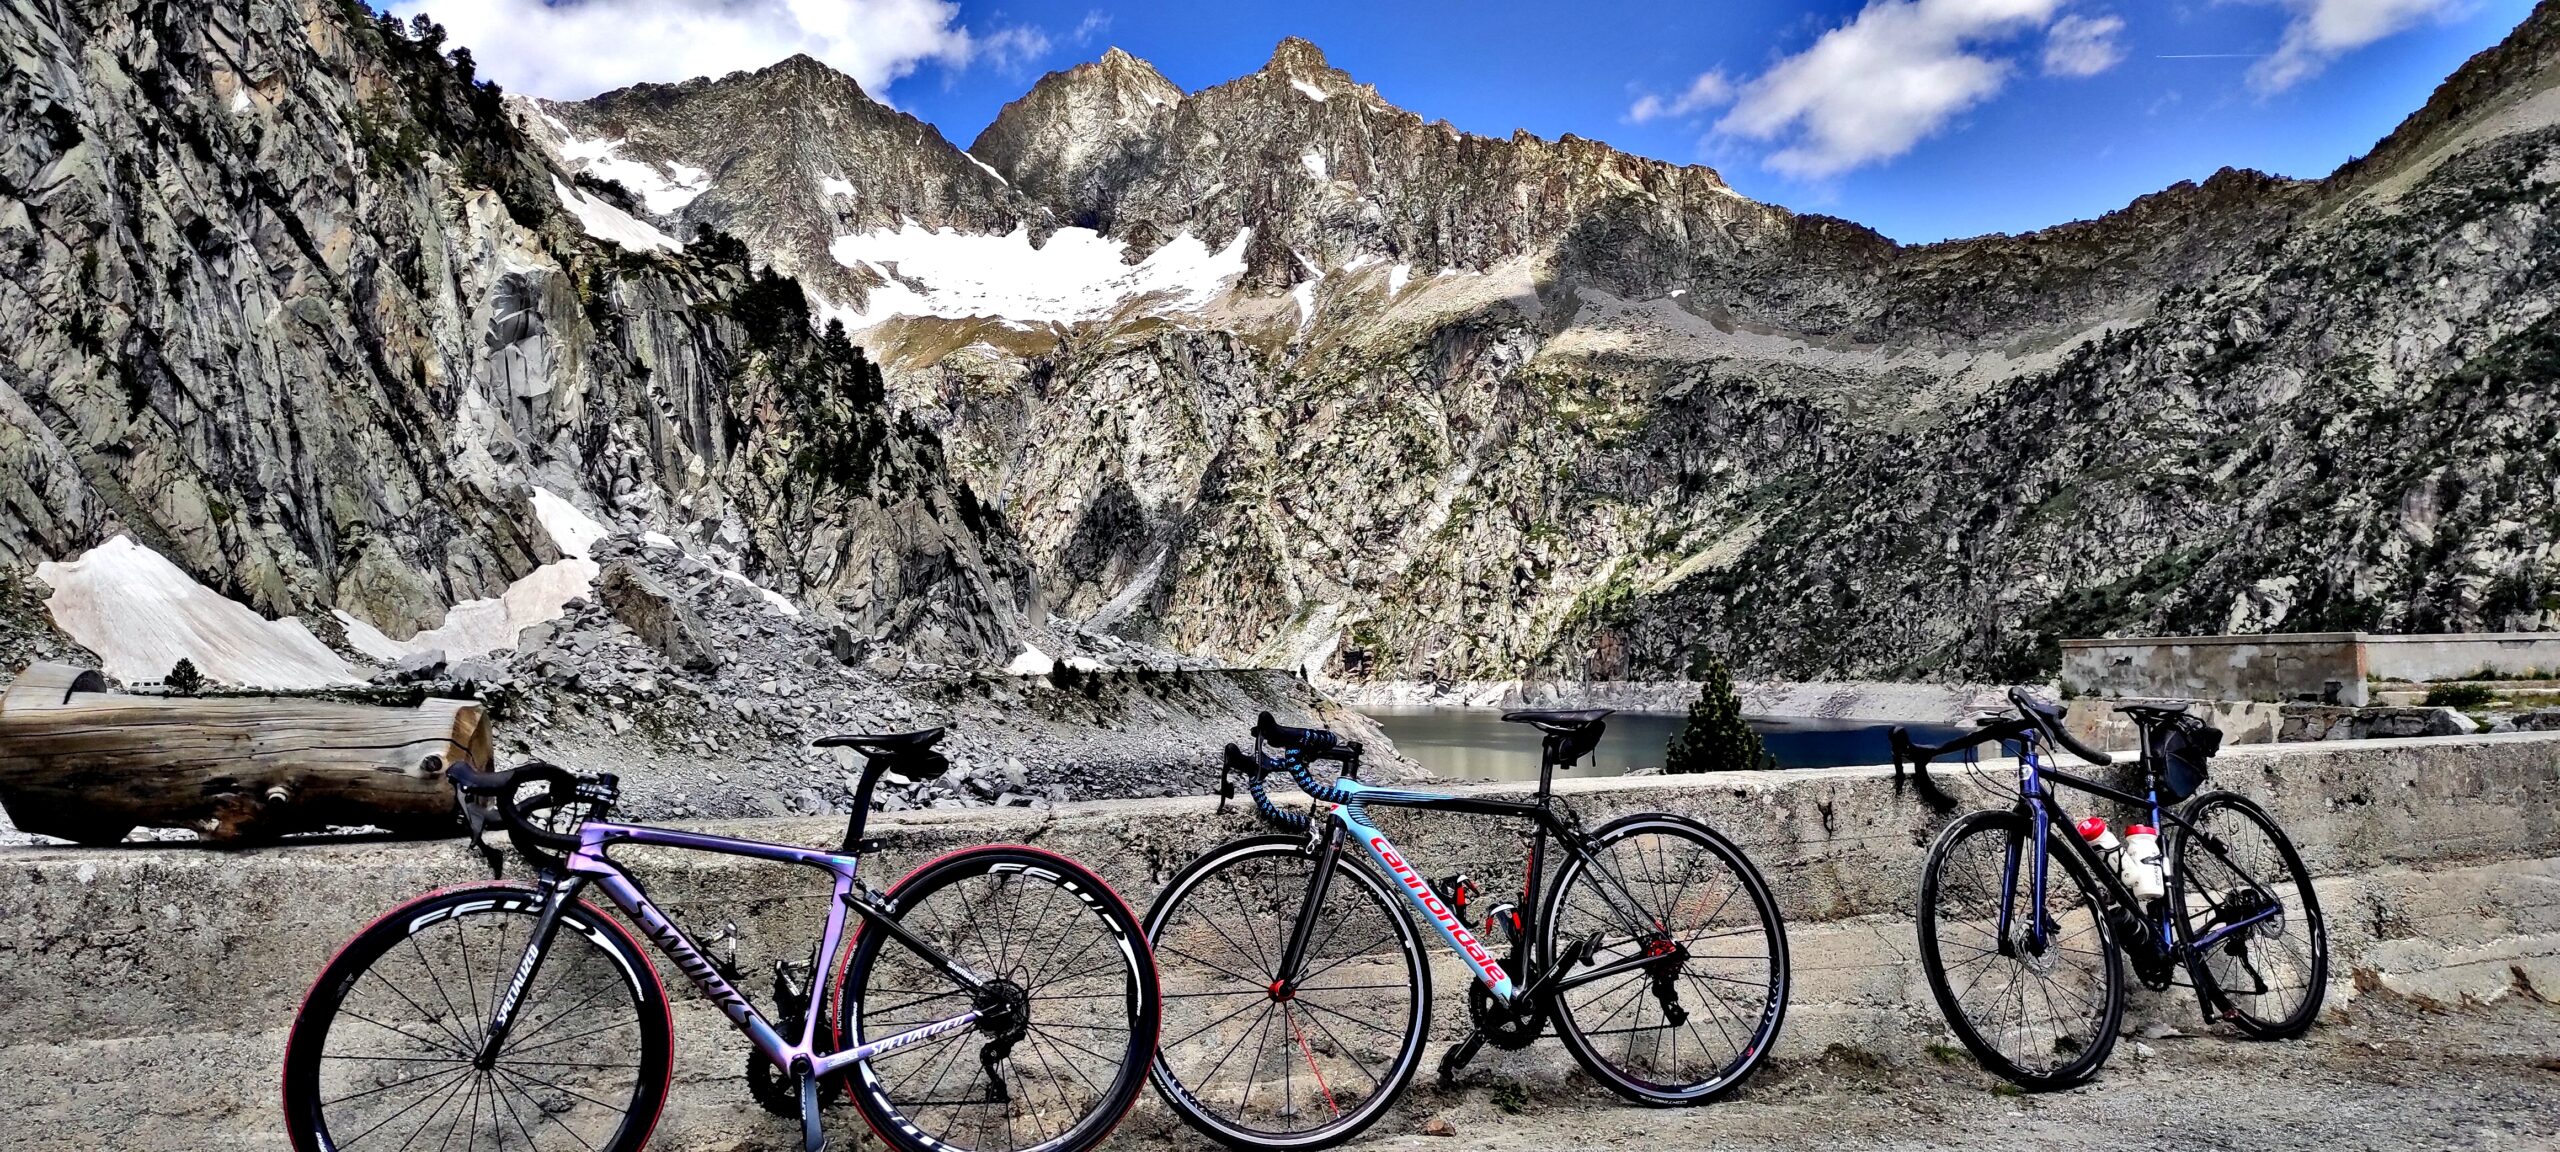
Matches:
[1996,733,2283,966]
[1278,776,1661,1009]
[475,821,986,1084]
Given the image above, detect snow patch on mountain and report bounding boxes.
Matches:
[827,224,1252,327]
[531,488,610,560]
[1289,79,1329,102]
[1300,149,1328,181]
[34,536,361,689]
[336,487,614,664]
[553,178,682,253]
[821,177,857,200]
[556,133,710,215]
[715,569,801,616]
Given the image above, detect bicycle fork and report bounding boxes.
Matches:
[475,877,586,1067]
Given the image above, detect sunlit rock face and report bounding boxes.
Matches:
[549,14,2560,681]
[0,0,1036,675]
[10,0,2560,690]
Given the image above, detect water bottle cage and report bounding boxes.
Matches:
[1431,874,1477,924]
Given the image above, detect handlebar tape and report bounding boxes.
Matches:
[1255,711,1356,756]
[2040,716,2117,768]
[1227,737,1344,825]
[446,759,584,852]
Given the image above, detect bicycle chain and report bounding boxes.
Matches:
[1467,981,1548,1050]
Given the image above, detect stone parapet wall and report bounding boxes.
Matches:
[0,733,2553,1149]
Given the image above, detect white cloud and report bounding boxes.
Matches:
[1714,0,2134,178]
[2043,13,2127,76]
[385,0,1047,100]
[1068,9,1112,46]
[1625,71,1735,123]
[2250,0,2458,91]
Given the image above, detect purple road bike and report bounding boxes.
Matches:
[282,729,1161,1152]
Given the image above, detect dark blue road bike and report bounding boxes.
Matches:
[1892,690,2328,1089]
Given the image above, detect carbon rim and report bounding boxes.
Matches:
[284,888,669,1152]
[840,849,1157,1152]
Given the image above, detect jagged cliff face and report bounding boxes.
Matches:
[0,0,1035,666]
[507,14,2560,682]
[12,1,2558,687]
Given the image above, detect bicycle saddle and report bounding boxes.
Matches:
[1498,708,1613,733]
[2112,701,2194,720]
[814,728,947,754]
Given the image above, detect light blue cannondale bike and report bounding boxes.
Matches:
[1144,712,1789,1149]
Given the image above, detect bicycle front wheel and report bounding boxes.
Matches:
[1145,834,1431,1151]
[1542,813,1788,1104]
[1917,809,2124,1090]
[833,845,1159,1152]
[282,884,673,1152]
[2170,791,2328,1038]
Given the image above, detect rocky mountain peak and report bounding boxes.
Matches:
[970,47,1183,223]
[1096,46,1158,75]
[542,49,1026,310]
[1263,36,1331,76]
[768,51,853,80]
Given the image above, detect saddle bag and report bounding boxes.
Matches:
[2150,713,2222,803]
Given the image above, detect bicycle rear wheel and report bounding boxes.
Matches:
[1542,813,1788,1105]
[282,884,672,1152]
[2170,791,2328,1038]
[832,845,1159,1152]
[1145,834,1431,1151]
[1916,809,2124,1090]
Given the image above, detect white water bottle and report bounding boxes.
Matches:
[2075,816,2120,862]
[2120,824,2166,901]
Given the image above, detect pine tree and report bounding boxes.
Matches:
[1664,654,1769,773]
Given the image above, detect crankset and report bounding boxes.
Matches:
[748,959,844,1116]
[1468,981,1549,1051]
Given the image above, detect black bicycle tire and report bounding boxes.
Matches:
[1916,809,2126,1090]
[1142,834,1432,1151]
[282,884,673,1152]
[2169,791,2329,1039]
[834,845,1161,1152]
[1540,812,1790,1105]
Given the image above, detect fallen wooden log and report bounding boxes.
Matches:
[0,662,483,844]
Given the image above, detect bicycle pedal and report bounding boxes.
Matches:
[1437,1029,1486,1088]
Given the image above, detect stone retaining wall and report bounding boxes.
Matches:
[1,733,2553,1150]
[2062,631,2560,707]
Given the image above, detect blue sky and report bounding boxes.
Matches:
[396,0,2537,243]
